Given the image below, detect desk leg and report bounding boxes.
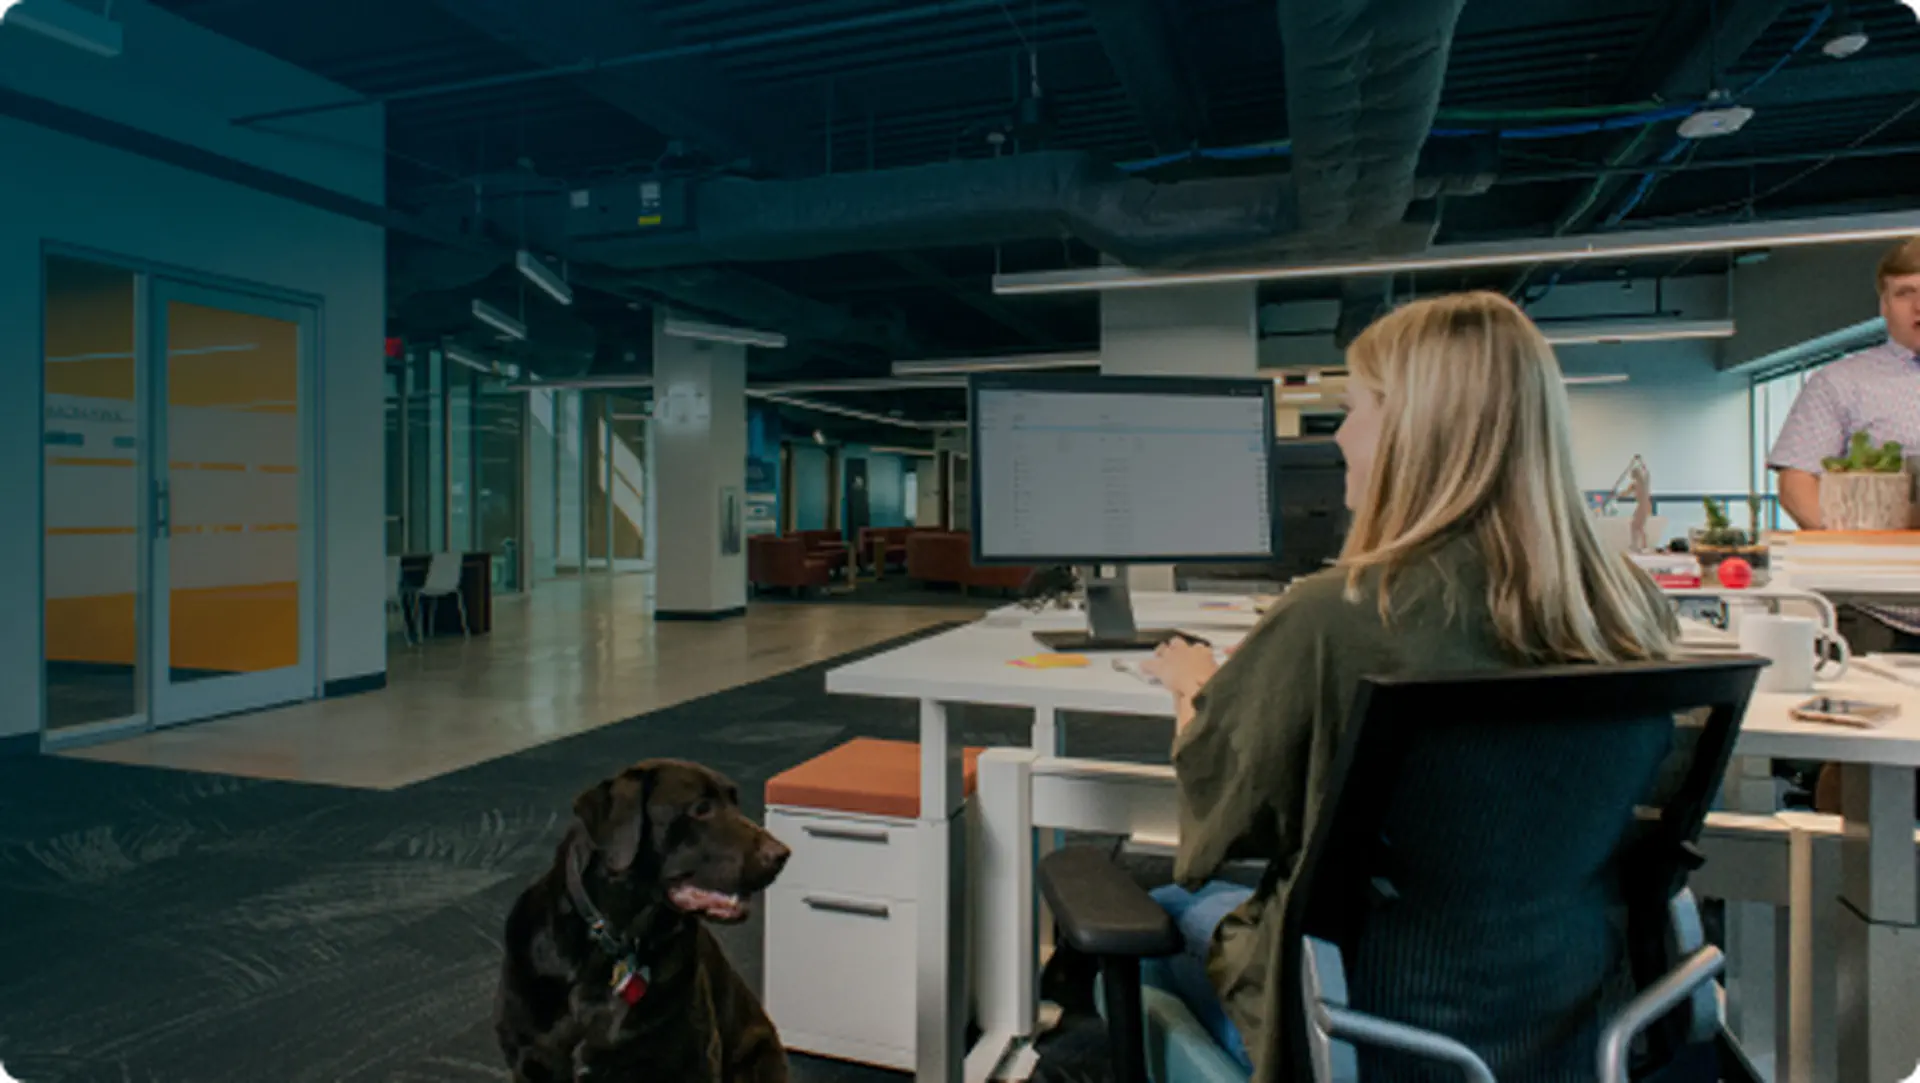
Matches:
[1835,763,1920,1083]
[1031,708,1062,962]
[919,700,966,1083]
[1722,756,1783,1078]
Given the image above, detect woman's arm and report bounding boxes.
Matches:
[1168,597,1339,886]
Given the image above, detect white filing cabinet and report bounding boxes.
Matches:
[763,804,974,1071]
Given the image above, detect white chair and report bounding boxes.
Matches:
[413,552,470,637]
[386,555,414,644]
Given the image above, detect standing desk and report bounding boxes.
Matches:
[823,595,1920,1083]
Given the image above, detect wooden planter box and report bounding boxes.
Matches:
[1819,471,1912,531]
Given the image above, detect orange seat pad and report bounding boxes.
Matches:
[766,738,985,819]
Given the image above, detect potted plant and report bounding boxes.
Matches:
[1689,497,1770,584]
[1819,430,1911,531]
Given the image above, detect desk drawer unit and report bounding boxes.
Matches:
[767,808,917,901]
[762,739,982,1072]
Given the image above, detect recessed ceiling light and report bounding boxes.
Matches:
[1823,19,1870,58]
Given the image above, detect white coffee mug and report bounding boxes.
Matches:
[1738,614,1850,693]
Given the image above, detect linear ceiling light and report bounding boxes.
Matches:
[1562,374,1632,386]
[891,351,1101,376]
[746,390,935,430]
[751,377,966,394]
[1541,318,1734,346]
[472,299,527,340]
[1,0,123,56]
[505,374,653,391]
[663,316,787,350]
[443,344,493,374]
[867,445,937,456]
[992,211,1920,294]
[515,250,574,305]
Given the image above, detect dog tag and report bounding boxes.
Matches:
[612,958,650,1004]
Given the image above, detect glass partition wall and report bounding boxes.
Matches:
[393,376,651,592]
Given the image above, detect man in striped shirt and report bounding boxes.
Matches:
[1767,237,1920,653]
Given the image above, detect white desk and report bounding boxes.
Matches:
[824,600,1920,1083]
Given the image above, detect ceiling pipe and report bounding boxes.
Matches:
[232,0,1013,126]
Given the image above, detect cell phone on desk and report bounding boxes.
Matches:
[1789,696,1901,729]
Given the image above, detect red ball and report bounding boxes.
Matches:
[1717,557,1753,589]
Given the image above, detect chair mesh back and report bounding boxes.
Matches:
[1279,659,1760,1083]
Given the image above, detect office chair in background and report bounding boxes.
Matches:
[1037,657,1767,1083]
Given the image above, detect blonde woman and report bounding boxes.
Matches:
[1140,290,1679,1082]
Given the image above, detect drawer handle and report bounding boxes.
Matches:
[804,895,891,919]
[803,825,890,844]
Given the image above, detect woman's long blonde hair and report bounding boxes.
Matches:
[1340,290,1675,664]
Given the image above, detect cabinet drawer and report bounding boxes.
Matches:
[767,807,917,901]
[763,886,917,1070]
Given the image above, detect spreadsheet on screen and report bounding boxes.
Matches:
[973,387,1271,562]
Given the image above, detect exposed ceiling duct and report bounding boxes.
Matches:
[559,0,1467,274]
[568,151,1440,273]
[1281,0,1467,234]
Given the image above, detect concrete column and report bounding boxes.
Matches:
[1099,281,1260,378]
[1099,283,1261,591]
[651,312,748,619]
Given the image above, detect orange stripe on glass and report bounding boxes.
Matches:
[51,456,134,468]
[47,526,137,536]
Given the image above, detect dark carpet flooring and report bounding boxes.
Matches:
[0,625,1173,1083]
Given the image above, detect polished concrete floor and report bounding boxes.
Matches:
[68,575,980,789]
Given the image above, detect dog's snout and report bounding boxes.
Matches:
[758,834,791,871]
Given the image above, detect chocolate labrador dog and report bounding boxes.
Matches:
[495,759,792,1082]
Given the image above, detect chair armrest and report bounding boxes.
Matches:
[1038,847,1181,958]
[1314,1003,1495,1083]
[1597,946,1726,1083]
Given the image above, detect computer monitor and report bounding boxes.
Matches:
[1269,437,1349,577]
[968,373,1277,651]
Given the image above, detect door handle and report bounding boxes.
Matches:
[152,481,171,539]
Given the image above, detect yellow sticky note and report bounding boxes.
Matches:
[1010,653,1089,670]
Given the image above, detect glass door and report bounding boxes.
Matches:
[147,280,317,725]
[42,256,147,737]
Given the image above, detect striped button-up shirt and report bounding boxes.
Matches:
[1767,339,1920,632]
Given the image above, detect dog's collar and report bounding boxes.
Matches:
[565,841,637,958]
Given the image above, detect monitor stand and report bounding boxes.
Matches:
[1031,568,1182,652]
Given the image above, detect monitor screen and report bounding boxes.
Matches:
[969,374,1276,565]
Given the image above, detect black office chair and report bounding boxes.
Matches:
[1039,657,1768,1083]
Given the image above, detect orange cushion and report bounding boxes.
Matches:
[766,737,984,819]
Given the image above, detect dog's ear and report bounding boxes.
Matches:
[572,769,653,873]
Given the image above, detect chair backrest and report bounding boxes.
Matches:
[422,552,463,593]
[1276,657,1763,1083]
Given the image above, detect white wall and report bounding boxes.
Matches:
[0,1,386,740]
[1559,341,1753,537]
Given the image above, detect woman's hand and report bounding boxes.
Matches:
[1141,638,1220,703]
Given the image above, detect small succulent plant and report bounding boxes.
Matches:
[1821,430,1905,474]
[1698,497,1751,549]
